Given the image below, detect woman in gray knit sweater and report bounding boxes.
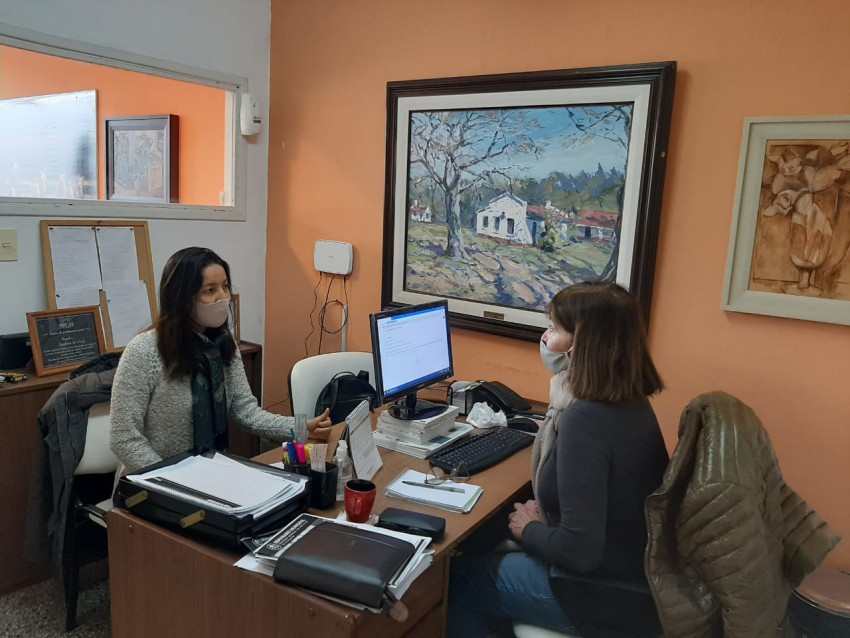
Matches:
[110,247,331,475]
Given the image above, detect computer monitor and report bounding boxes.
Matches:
[369,299,453,420]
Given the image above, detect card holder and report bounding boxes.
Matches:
[376,507,446,541]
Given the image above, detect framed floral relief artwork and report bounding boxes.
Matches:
[724,116,850,324]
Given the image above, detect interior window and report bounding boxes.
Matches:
[0,26,246,220]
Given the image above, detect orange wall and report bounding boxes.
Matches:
[0,46,224,204]
[267,0,849,567]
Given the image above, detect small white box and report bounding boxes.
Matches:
[314,240,353,275]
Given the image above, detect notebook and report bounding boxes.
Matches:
[385,469,483,513]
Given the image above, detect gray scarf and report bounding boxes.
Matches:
[191,329,230,452]
[530,370,573,523]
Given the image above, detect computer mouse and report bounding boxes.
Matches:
[507,417,540,433]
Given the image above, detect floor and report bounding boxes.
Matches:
[0,561,111,638]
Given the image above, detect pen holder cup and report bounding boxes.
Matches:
[283,462,310,477]
[308,462,338,510]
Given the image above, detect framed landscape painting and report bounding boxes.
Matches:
[382,62,677,341]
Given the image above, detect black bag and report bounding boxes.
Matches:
[315,370,378,423]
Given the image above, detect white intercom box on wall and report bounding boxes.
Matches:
[314,240,353,275]
[240,93,262,136]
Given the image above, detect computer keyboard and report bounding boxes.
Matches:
[429,427,534,475]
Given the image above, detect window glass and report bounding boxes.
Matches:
[0,28,244,220]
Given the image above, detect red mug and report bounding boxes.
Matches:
[344,479,376,523]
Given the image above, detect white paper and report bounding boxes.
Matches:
[104,281,152,347]
[129,452,303,515]
[55,286,101,310]
[373,422,474,459]
[48,225,102,290]
[345,400,383,481]
[96,226,139,284]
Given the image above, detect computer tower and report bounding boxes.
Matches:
[0,332,32,369]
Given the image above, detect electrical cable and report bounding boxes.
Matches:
[303,272,324,357]
[306,272,351,356]
[316,274,336,354]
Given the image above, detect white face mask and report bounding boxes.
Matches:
[540,336,571,374]
[192,298,231,329]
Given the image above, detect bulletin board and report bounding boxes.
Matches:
[39,220,157,350]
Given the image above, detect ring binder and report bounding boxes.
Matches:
[116,451,311,548]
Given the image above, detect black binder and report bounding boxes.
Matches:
[115,450,310,549]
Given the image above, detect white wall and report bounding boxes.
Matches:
[0,0,271,343]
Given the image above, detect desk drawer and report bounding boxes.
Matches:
[354,554,447,637]
[402,604,444,638]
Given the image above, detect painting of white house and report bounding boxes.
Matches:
[403,104,633,311]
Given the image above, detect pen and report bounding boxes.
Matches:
[402,480,464,493]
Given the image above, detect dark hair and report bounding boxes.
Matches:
[156,247,236,378]
[548,281,663,402]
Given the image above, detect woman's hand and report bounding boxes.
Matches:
[508,499,543,541]
[307,408,333,440]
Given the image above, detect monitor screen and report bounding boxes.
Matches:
[369,299,453,420]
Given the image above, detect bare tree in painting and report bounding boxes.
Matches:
[409,110,542,260]
[563,106,632,282]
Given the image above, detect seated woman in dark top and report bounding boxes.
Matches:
[447,282,669,637]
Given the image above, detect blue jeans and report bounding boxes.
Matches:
[447,551,578,637]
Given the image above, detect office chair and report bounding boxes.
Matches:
[513,624,580,638]
[644,392,840,637]
[288,351,375,418]
[62,401,119,631]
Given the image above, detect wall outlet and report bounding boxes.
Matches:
[314,240,353,275]
[0,229,18,261]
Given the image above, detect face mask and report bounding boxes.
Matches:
[193,298,231,329]
[540,335,571,374]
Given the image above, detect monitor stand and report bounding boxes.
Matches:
[388,393,447,420]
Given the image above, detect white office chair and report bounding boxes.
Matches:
[513,624,579,638]
[288,351,375,418]
[63,401,119,630]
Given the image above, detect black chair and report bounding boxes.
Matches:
[60,401,117,631]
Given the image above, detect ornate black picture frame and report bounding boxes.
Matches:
[382,62,676,341]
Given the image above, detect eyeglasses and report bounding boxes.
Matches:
[425,463,470,485]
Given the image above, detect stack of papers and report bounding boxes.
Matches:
[385,469,483,513]
[127,452,305,518]
[374,421,473,459]
[237,513,433,611]
[376,404,460,445]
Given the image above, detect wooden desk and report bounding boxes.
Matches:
[108,438,534,637]
[0,341,263,595]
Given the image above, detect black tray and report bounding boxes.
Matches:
[116,450,310,549]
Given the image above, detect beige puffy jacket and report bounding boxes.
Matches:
[644,392,841,637]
